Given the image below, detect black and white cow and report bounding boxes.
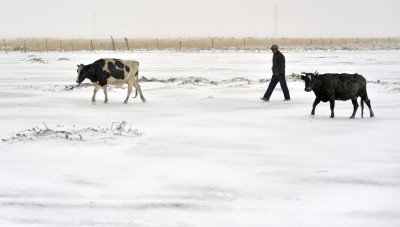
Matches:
[76,58,145,104]
[300,72,374,118]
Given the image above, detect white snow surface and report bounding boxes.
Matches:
[0,50,400,227]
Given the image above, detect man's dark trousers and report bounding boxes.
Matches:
[263,74,290,100]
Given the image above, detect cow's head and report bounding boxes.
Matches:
[300,72,318,92]
[76,64,86,84]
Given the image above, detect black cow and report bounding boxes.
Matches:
[300,72,374,118]
[76,58,146,104]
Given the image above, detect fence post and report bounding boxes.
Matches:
[46,39,48,52]
[91,40,94,51]
[59,40,62,52]
[156,38,159,50]
[179,40,182,51]
[3,39,7,54]
[23,40,27,53]
[111,36,116,51]
[124,38,129,51]
[71,39,74,52]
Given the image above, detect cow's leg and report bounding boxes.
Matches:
[311,97,321,115]
[133,89,138,98]
[133,81,146,102]
[363,97,375,117]
[123,82,133,104]
[103,85,109,104]
[350,97,359,119]
[329,99,335,118]
[92,84,101,103]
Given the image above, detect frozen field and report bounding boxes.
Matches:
[0,50,400,227]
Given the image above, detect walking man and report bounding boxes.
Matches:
[260,45,291,102]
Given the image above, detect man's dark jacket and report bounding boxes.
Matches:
[272,51,285,75]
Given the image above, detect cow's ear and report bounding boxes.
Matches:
[301,75,306,80]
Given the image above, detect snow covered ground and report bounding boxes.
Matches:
[0,50,400,227]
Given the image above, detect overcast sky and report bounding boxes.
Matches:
[1,0,399,38]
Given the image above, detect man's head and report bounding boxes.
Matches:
[270,44,279,53]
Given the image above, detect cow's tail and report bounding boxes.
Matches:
[360,96,365,117]
[360,79,368,118]
[133,69,139,98]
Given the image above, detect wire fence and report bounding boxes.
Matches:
[2,37,400,53]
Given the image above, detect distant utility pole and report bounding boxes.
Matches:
[111,36,116,51]
[273,4,278,38]
[124,38,129,51]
